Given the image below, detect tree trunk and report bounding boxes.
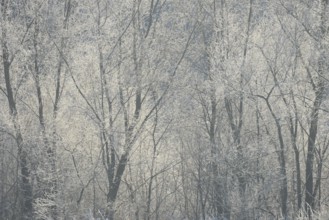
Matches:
[263,97,288,218]
[1,1,33,218]
[305,82,324,216]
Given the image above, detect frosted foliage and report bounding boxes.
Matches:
[1,0,329,219]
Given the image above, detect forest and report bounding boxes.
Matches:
[1,0,329,219]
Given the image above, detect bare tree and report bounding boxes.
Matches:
[1,1,33,219]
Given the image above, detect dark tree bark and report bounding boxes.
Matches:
[1,1,33,219]
[304,0,328,216]
[257,87,288,219]
[305,83,324,215]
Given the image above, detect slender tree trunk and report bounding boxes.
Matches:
[305,84,324,215]
[261,96,288,218]
[289,107,302,212]
[209,89,230,219]
[305,0,327,215]
[287,79,302,213]
[1,1,33,219]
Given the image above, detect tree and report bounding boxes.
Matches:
[1,1,33,218]
[3,0,329,219]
